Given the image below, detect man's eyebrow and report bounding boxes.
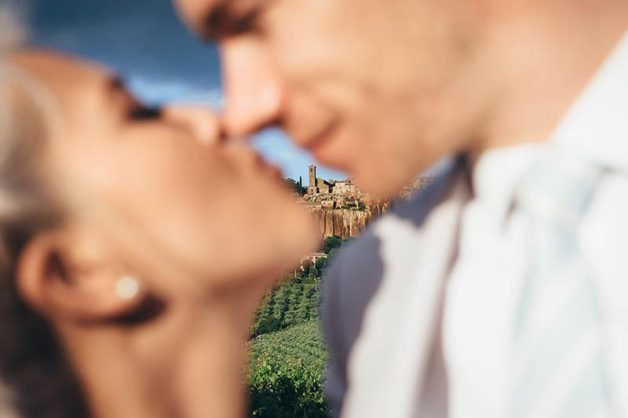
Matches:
[201,2,261,40]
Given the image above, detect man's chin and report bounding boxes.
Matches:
[353,174,410,201]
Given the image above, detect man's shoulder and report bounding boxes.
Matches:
[324,226,383,298]
[325,165,459,288]
[384,169,459,230]
[321,164,465,413]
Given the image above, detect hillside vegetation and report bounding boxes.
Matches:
[246,236,349,418]
[248,322,329,417]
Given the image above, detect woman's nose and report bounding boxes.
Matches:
[162,105,222,145]
[220,38,283,138]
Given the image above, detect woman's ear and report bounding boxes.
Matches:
[15,227,146,323]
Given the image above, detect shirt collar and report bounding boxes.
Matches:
[472,144,543,218]
[551,31,628,173]
[472,31,628,212]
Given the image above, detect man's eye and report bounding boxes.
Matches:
[232,12,260,35]
[129,105,162,121]
[203,8,262,40]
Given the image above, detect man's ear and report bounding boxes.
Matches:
[15,228,145,323]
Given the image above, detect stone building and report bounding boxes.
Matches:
[321,199,336,209]
[332,180,357,195]
[307,165,334,194]
[308,165,316,194]
[304,252,328,264]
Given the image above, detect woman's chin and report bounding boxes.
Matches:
[265,209,321,281]
[292,205,321,253]
[172,194,322,295]
[301,213,322,256]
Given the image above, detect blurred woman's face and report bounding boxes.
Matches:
[12,51,318,301]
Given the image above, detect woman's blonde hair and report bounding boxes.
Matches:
[0,3,26,52]
[0,3,58,266]
[0,6,88,418]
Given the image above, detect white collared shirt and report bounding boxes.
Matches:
[443,31,628,418]
[341,32,628,418]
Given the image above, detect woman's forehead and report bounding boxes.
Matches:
[10,50,123,122]
[11,50,114,102]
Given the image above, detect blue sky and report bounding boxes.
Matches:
[25,0,345,182]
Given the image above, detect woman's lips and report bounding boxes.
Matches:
[228,140,285,181]
[255,155,284,181]
[263,161,283,181]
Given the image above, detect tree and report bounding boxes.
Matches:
[271,286,289,323]
[254,314,283,337]
[301,286,319,322]
[300,260,312,277]
[284,285,303,327]
[283,178,306,196]
[314,257,328,272]
[322,236,343,254]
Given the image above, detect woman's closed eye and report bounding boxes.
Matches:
[106,77,162,122]
[129,104,163,121]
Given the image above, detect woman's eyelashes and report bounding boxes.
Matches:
[129,104,163,121]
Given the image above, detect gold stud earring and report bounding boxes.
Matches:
[115,275,141,300]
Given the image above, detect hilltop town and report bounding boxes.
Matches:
[302,165,369,210]
[286,165,433,240]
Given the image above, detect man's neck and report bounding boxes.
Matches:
[472,1,628,153]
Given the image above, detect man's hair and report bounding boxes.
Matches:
[0,6,89,418]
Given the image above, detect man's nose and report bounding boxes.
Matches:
[220,38,283,138]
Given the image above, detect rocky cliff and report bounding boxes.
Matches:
[297,174,434,239]
[307,202,389,239]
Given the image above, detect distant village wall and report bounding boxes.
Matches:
[300,164,432,239]
[307,202,390,239]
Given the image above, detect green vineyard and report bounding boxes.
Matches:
[252,277,323,338]
[246,236,349,418]
[248,322,330,417]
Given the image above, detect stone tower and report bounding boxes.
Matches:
[308,165,318,195]
[309,165,317,188]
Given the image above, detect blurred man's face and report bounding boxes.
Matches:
[176,0,484,198]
